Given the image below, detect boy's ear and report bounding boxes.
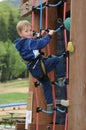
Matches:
[18,31,22,37]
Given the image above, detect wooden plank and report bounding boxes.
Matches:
[20,0,70,16]
[66,0,70,12]
[27,92,33,110]
[20,0,46,16]
[20,1,30,16]
[25,92,33,129]
[28,124,64,130]
[15,123,25,130]
[69,0,86,130]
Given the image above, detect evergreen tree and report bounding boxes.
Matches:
[0,40,26,82]
[8,12,18,42]
[0,17,7,42]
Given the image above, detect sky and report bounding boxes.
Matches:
[0,0,3,2]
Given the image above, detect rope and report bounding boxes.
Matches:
[40,0,43,32]
[36,107,66,114]
[32,0,35,31]
[35,5,46,10]
[34,1,62,10]
[56,107,66,113]
[54,24,63,33]
[45,1,56,130]
[63,1,69,130]
[33,25,63,36]
[48,1,62,7]
[35,86,39,130]
[42,109,54,114]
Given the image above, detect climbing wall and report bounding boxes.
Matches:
[68,0,86,130]
[19,0,70,130]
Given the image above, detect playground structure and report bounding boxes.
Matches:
[15,0,86,130]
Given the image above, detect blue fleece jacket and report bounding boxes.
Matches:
[14,35,51,60]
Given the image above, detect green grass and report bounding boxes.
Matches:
[0,78,29,105]
[0,78,29,88]
[0,92,27,104]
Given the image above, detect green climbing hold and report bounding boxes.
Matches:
[64,17,71,31]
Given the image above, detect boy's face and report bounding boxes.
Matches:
[19,25,33,38]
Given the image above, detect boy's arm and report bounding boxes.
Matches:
[29,30,55,50]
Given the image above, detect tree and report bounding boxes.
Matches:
[0,1,29,81]
[0,17,7,42]
[8,12,18,42]
[0,40,26,82]
[0,41,7,81]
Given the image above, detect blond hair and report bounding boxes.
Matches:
[16,20,31,34]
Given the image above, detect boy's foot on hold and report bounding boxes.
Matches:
[47,99,69,111]
[56,99,69,107]
[56,77,66,86]
[63,51,69,57]
[47,104,54,111]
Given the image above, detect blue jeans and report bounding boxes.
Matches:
[30,55,65,104]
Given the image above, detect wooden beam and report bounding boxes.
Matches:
[20,0,46,16]
[69,0,86,130]
[20,0,70,16]
[20,1,30,16]
[29,124,64,130]
[15,123,25,130]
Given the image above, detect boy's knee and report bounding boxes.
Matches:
[39,75,49,82]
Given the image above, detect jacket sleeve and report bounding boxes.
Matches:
[28,35,51,50]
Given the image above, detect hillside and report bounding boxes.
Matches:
[6,0,21,7]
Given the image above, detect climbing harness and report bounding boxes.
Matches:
[18,38,47,76]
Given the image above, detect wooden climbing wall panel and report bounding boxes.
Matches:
[29,124,64,130]
[69,0,86,130]
[19,1,71,130]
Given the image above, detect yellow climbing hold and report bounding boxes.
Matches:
[67,41,74,52]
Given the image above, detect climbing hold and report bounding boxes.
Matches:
[67,41,74,52]
[64,17,71,31]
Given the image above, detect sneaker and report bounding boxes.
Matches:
[63,51,69,57]
[47,104,54,111]
[47,99,69,111]
[57,77,66,86]
[56,99,69,107]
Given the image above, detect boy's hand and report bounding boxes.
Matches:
[41,30,46,36]
[48,30,54,36]
[41,30,54,36]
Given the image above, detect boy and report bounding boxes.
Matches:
[14,20,69,110]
